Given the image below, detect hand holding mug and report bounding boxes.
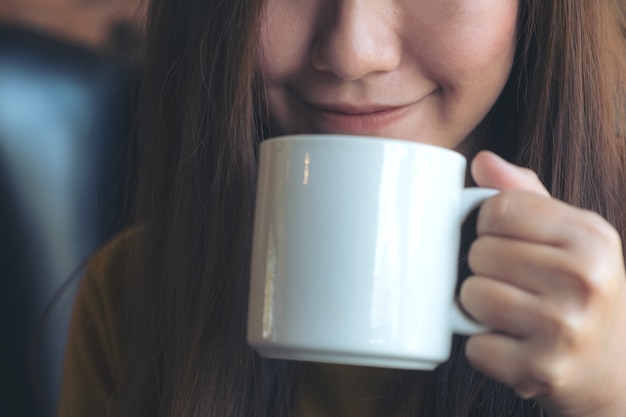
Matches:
[462,151,626,417]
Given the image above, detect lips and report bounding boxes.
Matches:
[304,100,414,134]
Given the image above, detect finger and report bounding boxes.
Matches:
[470,151,550,196]
[460,275,545,338]
[478,191,622,261]
[468,235,586,298]
[465,334,557,399]
[477,190,589,246]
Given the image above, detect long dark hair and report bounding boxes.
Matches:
[112,0,626,416]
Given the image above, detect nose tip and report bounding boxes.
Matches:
[311,6,401,80]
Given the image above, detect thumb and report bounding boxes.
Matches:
[470,151,550,196]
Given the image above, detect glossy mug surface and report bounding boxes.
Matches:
[247,134,495,370]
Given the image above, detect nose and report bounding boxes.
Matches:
[311,1,401,80]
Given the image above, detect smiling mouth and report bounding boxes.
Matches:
[305,101,414,134]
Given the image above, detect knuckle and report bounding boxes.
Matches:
[520,166,541,183]
[520,357,568,398]
[540,306,582,349]
[596,217,621,248]
[565,253,615,301]
[566,211,620,296]
[572,260,610,298]
[578,210,620,248]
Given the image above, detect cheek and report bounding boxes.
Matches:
[417,3,519,89]
[256,2,313,80]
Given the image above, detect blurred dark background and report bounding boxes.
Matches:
[0,1,145,416]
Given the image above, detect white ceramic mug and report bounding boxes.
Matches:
[247,134,496,370]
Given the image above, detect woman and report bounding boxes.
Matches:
[58,0,626,416]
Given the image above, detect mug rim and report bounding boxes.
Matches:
[263,134,466,163]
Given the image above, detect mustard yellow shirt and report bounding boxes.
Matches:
[56,230,416,417]
[57,230,134,417]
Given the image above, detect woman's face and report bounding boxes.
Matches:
[257,0,519,153]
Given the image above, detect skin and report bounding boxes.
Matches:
[466,152,626,417]
[257,0,626,416]
[257,0,518,153]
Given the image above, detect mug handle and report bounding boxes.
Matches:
[450,187,499,336]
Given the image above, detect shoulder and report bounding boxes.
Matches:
[77,226,142,365]
[84,227,140,302]
[89,227,140,275]
[57,227,142,417]
[78,227,141,350]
